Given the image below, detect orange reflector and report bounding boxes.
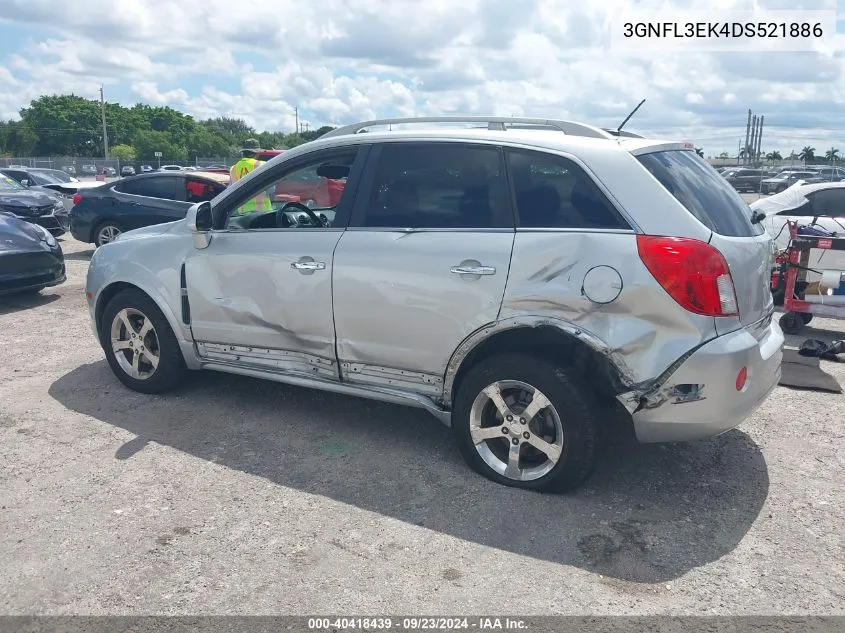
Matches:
[736,367,748,391]
[85,292,93,300]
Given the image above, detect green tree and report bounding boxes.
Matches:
[766,150,783,161]
[19,94,103,156]
[133,130,187,162]
[824,147,839,163]
[4,121,38,155]
[718,151,730,158]
[799,146,816,162]
[110,143,137,161]
[694,147,704,157]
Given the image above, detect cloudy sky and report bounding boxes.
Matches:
[0,0,843,156]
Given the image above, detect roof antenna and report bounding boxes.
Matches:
[617,99,646,134]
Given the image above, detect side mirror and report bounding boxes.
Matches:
[186,201,213,249]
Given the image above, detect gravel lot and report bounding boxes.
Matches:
[1,234,843,615]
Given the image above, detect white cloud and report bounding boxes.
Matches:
[0,0,843,155]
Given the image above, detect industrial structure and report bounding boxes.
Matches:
[741,109,765,165]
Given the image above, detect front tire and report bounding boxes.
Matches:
[452,354,599,493]
[99,289,187,394]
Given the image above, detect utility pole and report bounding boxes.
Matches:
[99,85,109,161]
[294,106,299,139]
[737,138,742,164]
[756,115,764,163]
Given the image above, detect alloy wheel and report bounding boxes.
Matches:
[468,379,564,482]
[97,224,121,245]
[110,307,160,380]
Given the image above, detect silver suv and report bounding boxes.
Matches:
[85,116,784,492]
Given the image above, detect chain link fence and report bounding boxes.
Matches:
[0,156,233,177]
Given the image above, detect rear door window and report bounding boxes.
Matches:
[637,150,763,237]
[135,176,178,200]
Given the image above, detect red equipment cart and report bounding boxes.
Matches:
[775,220,845,335]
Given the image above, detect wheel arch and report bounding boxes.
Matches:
[94,276,200,370]
[443,317,636,413]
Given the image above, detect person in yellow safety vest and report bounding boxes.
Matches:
[230,147,273,215]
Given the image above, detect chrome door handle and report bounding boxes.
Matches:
[451,265,496,275]
[291,260,326,271]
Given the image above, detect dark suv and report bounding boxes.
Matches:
[723,168,763,193]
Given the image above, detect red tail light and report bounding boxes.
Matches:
[72,193,82,206]
[636,235,739,317]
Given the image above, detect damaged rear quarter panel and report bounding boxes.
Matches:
[499,231,718,389]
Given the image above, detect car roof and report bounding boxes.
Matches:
[290,126,686,164]
[795,181,845,194]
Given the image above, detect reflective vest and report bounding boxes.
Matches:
[230,157,273,215]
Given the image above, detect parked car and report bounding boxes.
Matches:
[85,116,783,493]
[1,166,100,211]
[62,165,77,176]
[121,166,136,177]
[760,170,818,194]
[104,167,117,177]
[801,166,845,183]
[0,174,68,236]
[70,171,229,247]
[81,165,97,176]
[723,168,764,193]
[30,167,79,183]
[140,165,154,173]
[751,181,845,284]
[0,211,65,295]
[159,165,183,172]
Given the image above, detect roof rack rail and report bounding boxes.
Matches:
[319,117,615,140]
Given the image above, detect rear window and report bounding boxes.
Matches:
[637,150,763,237]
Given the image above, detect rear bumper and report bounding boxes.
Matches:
[632,315,784,443]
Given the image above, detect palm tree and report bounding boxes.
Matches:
[695,147,704,157]
[718,151,729,159]
[766,150,782,162]
[824,147,839,163]
[799,146,816,163]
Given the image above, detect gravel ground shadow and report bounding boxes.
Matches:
[0,291,60,315]
[49,361,770,584]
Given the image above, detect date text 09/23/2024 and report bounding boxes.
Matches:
[308,617,528,630]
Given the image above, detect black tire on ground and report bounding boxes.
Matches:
[801,313,814,325]
[99,288,188,394]
[452,353,599,493]
[779,312,804,335]
[93,221,122,247]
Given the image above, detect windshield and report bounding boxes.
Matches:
[26,171,62,185]
[637,149,764,237]
[0,175,25,191]
[31,169,71,183]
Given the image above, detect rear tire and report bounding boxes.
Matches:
[99,289,187,394]
[94,221,122,247]
[452,353,599,493]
